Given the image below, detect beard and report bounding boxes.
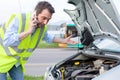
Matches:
[37,23,45,28]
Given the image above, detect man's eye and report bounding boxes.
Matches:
[36,17,38,20]
[43,17,46,20]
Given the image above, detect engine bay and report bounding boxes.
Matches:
[51,53,119,80]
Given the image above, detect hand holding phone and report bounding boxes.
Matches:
[28,11,39,33]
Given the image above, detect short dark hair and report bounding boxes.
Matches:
[35,1,55,16]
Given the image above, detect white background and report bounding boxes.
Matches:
[0,0,75,24]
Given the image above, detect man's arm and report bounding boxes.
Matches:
[18,30,31,41]
[3,17,20,46]
[53,35,78,44]
[43,31,77,44]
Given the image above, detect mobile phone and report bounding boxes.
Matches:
[33,11,39,26]
[33,11,37,20]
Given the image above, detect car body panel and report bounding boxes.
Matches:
[92,64,120,80]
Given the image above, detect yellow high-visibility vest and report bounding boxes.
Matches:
[0,13,47,73]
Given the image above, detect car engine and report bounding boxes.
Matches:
[50,52,119,80]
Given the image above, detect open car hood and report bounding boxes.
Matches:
[64,0,120,52]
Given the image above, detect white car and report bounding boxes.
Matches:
[44,0,120,80]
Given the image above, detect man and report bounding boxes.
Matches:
[0,1,77,80]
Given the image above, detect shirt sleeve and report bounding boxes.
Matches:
[42,30,55,43]
[3,17,20,47]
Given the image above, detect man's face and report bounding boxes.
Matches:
[37,9,52,27]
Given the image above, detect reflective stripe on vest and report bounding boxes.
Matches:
[27,27,45,52]
[23,57,29,61]
[10,13,26,53]
[16,13,31,51]
[0,37,12,56]
[0,37,20,60]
